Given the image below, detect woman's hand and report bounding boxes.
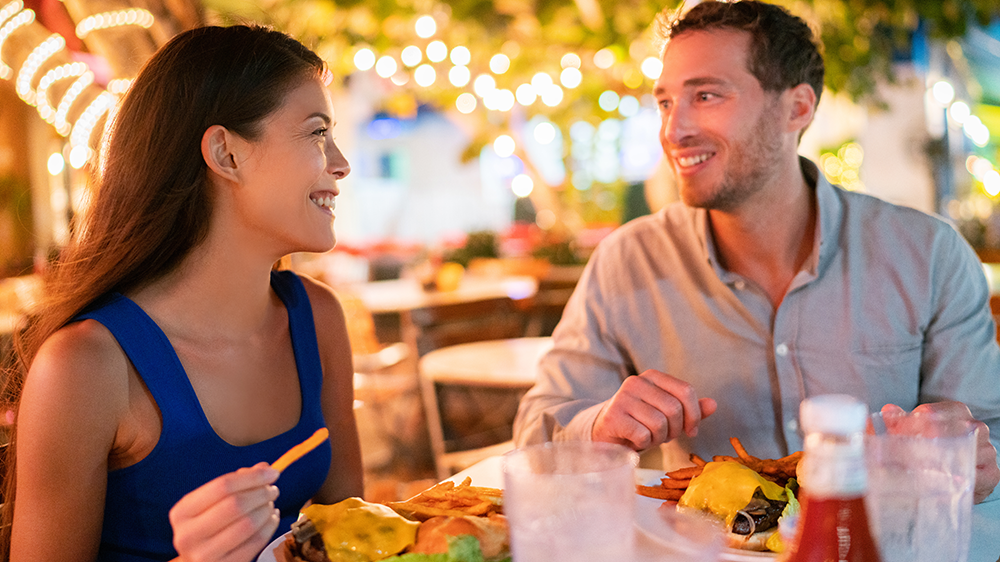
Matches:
[169,463,281,562]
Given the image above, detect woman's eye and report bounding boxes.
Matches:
[313,127,328,137]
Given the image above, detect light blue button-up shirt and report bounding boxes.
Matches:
[515,158,1000,480]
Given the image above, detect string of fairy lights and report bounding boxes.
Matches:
[0,0,148,172]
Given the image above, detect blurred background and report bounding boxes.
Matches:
[2,0,1000,497]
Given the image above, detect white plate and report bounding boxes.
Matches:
[634,469,777,562]
[257,532,288,562]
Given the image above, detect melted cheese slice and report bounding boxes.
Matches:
[678,461,786,528]
[302,498,420,561]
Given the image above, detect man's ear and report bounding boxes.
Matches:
[785,83,817,134]
[201,124,242,182]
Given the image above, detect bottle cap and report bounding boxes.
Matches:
[799,394,868,435]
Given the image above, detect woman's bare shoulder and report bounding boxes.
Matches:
[25,319,132,417]
[295,272,346,320]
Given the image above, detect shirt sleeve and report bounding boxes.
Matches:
[920,226,1000,501]
[513,245,634,445]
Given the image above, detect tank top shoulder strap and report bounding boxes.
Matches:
[74,294,207,447]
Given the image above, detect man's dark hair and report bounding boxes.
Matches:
[657,1,825,106]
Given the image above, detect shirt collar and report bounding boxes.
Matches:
[696,156,843,280]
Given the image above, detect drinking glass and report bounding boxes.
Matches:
[503,441,639,562]
[866,410,977,562]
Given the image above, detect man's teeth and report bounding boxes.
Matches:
[677,153,713,167]
[311,196,336,210]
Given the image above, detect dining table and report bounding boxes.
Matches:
[447,455,1000,562]
[351,275,538,355]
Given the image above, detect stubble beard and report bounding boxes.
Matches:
[679,103,785,213]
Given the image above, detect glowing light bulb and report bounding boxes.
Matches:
[515,84,536,106]
[931,80,955,106]
[375,56,397,78]
[47,152,64,175]
[494,134,515,157]
[560,67,582,88]
[512,174,533,197]
[449,65,470,87]
[474,74,496,97]
[456,92,477,114]
[450,46,471,66]
[641,57,663,79]
[415,15,436,38]
[534,122,556,144]
[598,90,620,112]
[401,45,422,67]
[593,48,615,69]
[354,48,376,71]
[490,54,510,74]
[949,101,970,124]
[561,53,581,69]
[414,64,436,87]
[427,40,447,62]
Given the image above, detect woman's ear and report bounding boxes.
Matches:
[201,125,241,182]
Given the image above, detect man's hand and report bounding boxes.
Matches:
[592,369,717,450]
[882,402,999,504]
[169,463,281,562]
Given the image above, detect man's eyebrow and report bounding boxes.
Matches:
[654,76,730,97]
[683,77,729,88]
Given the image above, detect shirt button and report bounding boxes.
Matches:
[786,419,799,432]
[734,280,746,290]
[775,343,789,357]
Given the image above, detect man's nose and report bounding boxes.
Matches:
[661,104,696,147]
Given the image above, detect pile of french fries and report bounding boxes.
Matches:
[387,477,503,521]
[636,437,803,502]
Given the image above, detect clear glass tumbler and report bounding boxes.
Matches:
[503,441,639,562]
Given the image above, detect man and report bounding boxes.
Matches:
[513,0,1000,503]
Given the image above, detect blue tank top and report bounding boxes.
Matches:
[75,271,332,562]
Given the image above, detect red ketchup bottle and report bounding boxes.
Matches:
[780,395,882,562]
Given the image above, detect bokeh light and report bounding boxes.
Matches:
[494,134,516,157]
[449,65,471,87]
[415,15,437,38]
[450,46,471,66]
[512,174,534,197]
[456,92,477,114]
[560,67,582,88]
[354,48,376,71]
[490,54,511,74]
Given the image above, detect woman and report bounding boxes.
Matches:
[1,25,363,561]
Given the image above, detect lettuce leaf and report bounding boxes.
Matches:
[765,478,801,553]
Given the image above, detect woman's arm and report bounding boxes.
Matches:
[10,321,128,560]
[301,276,364,503]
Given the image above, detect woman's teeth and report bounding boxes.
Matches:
[678,153,713,167]
[311,196,336,210]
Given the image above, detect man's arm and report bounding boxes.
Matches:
[919,227,1000,502]
[513,246,715,450]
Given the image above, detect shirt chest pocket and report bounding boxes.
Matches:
[797,337,923,404]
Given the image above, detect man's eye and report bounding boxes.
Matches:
[697,92,717,101]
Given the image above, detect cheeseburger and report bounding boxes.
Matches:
[279,498,510,562]
[677,461,797,551]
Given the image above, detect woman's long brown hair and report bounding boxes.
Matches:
[0,24,325,557]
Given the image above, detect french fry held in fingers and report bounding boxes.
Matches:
[387,477,504,521]
[270,427,329,473]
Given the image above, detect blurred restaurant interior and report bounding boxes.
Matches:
[2,0,1000,500]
